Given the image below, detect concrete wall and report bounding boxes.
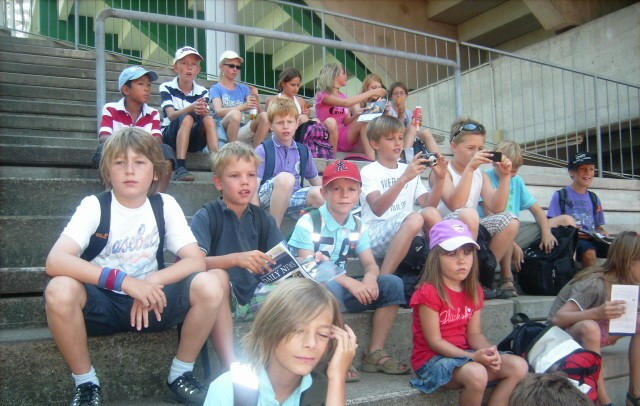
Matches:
[409,3,640,147]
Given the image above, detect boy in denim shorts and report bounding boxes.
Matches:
[44,128,224,406]
[289,160,410,379]
[360,115,447,276]
[251,98,323,227]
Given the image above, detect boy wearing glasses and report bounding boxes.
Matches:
[434,118,519,298]
[211,50,271,148]
[160,46,220,181]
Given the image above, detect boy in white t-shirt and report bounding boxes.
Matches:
[360,115,447,275]
[44,128,224,406]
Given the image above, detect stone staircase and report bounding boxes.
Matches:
[0,34,637,405]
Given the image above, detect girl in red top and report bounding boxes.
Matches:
[410,220,527,406]
[314,63,386,159]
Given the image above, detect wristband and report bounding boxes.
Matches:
[98,267,111,289]
[114,270,127,292]
[104,268,122,291]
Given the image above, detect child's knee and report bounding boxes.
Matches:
[306,187,324,207]
[461,362,488,390]
[44,276,84,310]
[573,319,600,343]
[421,207,442,223]
[503,218,520,236]
[273,172,296,191]
[202,114,215,125]
[401,212,424,233]
[207,268,231,292]
[458,208,480,224]
[227,110,242,124]
[581,249,597,263]
[504,354,529,378]
[190,272,223,307]
[324,117,338,130]
[180,114,195,128]
[377,274,404,299]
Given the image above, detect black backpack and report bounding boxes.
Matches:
[518,226,579,295]
[261,138,309,189]
[497,313,546,357]
[396,235,430,304]
[203,198,269,255]
[81,191,165,268]
[476,224,497,289]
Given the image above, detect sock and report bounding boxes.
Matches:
[72,366,100,387]
[168,357,194,384]
[176,159,187,170]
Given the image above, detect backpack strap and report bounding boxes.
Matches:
[300,371,328,406]
[148,194,166,270]
[81,191,112,262]
[204,199,224,256]
[558,187,569,215]
[311,209,323,253]
[260,138,275,187]
[310,209,361,265]
[296,141,309,188]
[588,190,599,220]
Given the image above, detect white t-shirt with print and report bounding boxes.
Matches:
[62,192,196,282]
[360,161,429,227]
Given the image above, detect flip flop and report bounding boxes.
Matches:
[628,392,640,406]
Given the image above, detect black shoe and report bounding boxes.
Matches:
[70,382,101,406]
[166,371,207,405]
[482,286,500,300]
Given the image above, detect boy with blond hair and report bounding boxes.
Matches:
[160,46,219,181]
[435,119,519,297]
[479,140,575,287]
[45,128,223,405]
[251,97,323,227]
[289,160,409,380]
[190,142,284,370]
[360,115,447,276]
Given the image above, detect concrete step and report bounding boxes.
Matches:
[0,40,128,63]
[1,298,629,406]
[0,134,99,148]
[0,98,97,118]
[0,82,161,105]
[0,34,76,48]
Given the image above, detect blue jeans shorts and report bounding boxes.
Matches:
[80,273,197,336]
[162,113,210,153]
[325,274,406,313]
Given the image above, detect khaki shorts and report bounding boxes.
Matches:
[237,122,256,144]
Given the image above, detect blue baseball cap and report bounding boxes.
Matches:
[118,66,158,91]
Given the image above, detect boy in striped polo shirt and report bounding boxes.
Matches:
[95,65,176,192]
[160,46,219,182]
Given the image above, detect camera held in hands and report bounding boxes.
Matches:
[490,151,503,163]
[413,138,438,167]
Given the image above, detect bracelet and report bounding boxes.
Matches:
[98,267,111,289]
[114,270,127,292]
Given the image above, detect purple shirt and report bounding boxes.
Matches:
[256,136,319,192]
[547,186,605,232]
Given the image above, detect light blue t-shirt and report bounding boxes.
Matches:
[288,204,371,268]
[204,367,312,406]
[210,82,251,120]
[478,168,536,218]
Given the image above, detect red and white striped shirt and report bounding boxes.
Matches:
[99,98,162,138]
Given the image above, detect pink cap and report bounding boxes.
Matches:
[322,160,361,187]
[429,220,480,251]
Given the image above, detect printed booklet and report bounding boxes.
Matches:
[254,242,345,284]
[358,99,388,122]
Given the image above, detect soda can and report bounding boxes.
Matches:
[412,106,422,129]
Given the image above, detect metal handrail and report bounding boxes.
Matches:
[94,8,462,128]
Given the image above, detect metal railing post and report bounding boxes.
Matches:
[593,75,603,178]
[455,43,462,117]
[95,9,112,131]
[74,0,79,49]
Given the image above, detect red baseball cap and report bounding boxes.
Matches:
[322,160,362,187]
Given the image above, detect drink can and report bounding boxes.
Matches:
[412,106,422,129]
[247,95,258,120]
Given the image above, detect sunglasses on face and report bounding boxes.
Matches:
[453,123,485,138]
[223,63,242,70]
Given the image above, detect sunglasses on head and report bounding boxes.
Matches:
[223,63,242,70]
[453,123,485,138]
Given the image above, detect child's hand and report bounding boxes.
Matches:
[367,88,386,100]
[326,324,357,381]
[244,96,259,111]
[236,250,276,275]
[401,152,429,182]
[345,278,375,305]
[130,299,163,331]
[472,346,500,369]
[361,272,380,301]
[249,85,259,97]
[494,156,513,178]
[468,150,493,171]
[430,153,449,179]
[313,252,330,263]
[597,300,626,320]
[511,243,524,272]
[539,231,558,253]
[193,97,210,117]
[121,276,166,310]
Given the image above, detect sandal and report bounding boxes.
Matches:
[499,277,518,297]
[628,392,640,406]
[361,349,411,375]
[346,365,360,383]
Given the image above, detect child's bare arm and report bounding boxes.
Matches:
[212,96,253,118]
[439,151,491,210]
[551,300,625,328]
[321,88,386,108]
[419,156,448,208]
[529,203,557,252]
[204,251,275,275]
[466,311,493,350]
[309,176,323,187]
[146,242,205,286]
[419,305,476,358]
[46,235,103,282]
[325,324,357,406]
[480,158,512,214]
[164,99,207,121]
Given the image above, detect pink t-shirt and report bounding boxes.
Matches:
[410,283,484,371]
[315,91,348,127]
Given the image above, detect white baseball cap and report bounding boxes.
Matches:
[218,50,244,65]
[173,46,203,64]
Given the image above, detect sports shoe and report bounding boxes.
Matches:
[166,371,207,405]
[70,382,101,406]
[173,167,195,182]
